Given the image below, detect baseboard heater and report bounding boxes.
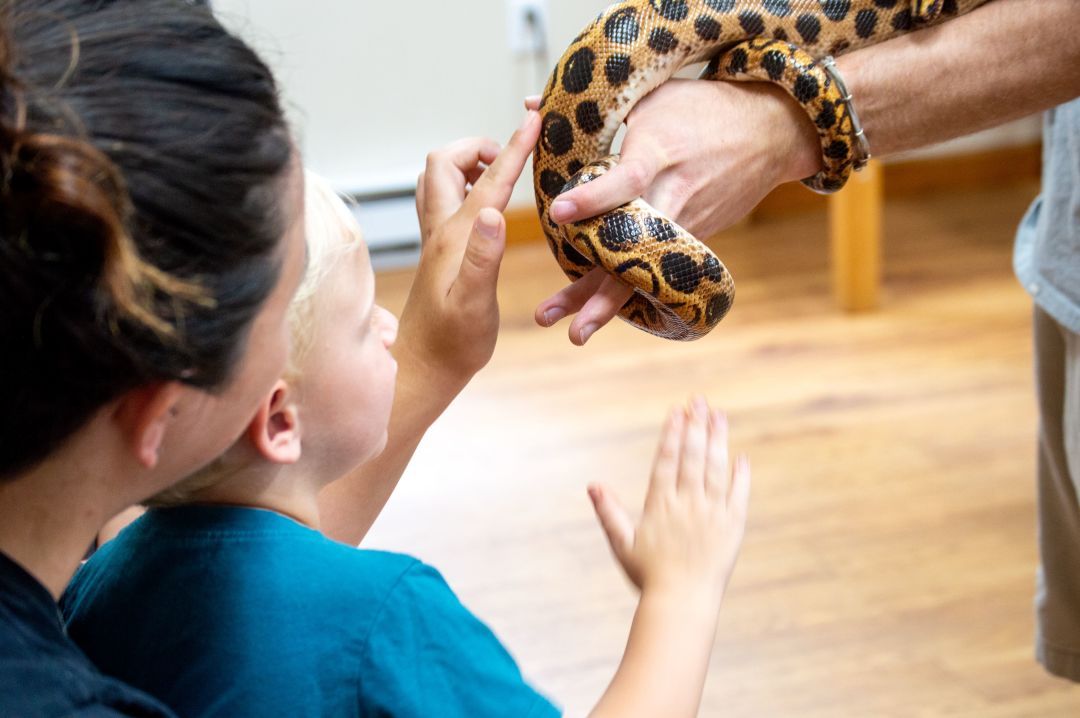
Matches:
[345,183,421,271]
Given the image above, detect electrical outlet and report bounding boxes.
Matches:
[506,0,548,57]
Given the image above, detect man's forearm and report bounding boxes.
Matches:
[838,0,1080,158]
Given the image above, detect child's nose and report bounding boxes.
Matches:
[378,306,398,348]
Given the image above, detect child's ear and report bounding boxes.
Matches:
[247,379,302,465]
[114,381,186,469]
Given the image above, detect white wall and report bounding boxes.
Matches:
[212,0,609,205]
[213,1,1041,209]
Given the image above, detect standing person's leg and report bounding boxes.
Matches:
[1034,305,1080,681]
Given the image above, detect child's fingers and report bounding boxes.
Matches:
[729,454,751,514]
[588,483,635,566]
[464,165,488,188]
[704,410,729,500]
[449,208,507,307]
[524,95,541,111]
[677,396,709,495]
[462,111,540,214]
[423,137,502,230]
[646,407,683,508]
[415,172,428,239]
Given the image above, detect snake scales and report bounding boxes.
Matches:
[533,0,989,340]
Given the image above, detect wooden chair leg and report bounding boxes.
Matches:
[828,159,882,312]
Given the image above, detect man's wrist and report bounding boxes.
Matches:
[744,82,824,186]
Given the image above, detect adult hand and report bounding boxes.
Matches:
[528,79,820,344]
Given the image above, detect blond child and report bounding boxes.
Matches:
[62,139,750,717]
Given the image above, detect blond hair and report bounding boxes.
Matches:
[147,171,364,506]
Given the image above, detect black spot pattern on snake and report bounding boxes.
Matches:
[762,49,786,80]
[819,0,852,22]
[795,14,821,43]
[598,211,642,251]
[604,8,640,45]
[703,255,725,283]
[873,0,898,7]
[695,15,722,41]
[825,139,850,159]
[645,216,678,242]
[661,252,704,294]
[686,304,704,328]
[816,99,837,129]
[726,46,749,74]
[651,0,689,21]
[567,160,585,176]
[541,112,574,156]
[739,11,766,35]
[793,73,820,102]
[764,0,792,17]
[606,55,633,86]
[891,8,913,30]
[648,27,679,54]
[576,101,604,134]
[615,258,661,295]
[539,169,567,199]
[706,292,733,325]
[562,48,595,94]
[704,0,735,12]
[563,239,593,267]
[821,177,845,192]
[773,27,789,42]
[855,9,879,37]
[830,38,851,55]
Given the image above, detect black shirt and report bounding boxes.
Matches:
[0,550,175,717]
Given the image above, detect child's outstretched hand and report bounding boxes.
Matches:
[397,111,541,397]
[318,113,540,547]
[589,397,750,606]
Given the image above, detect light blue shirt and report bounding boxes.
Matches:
[62,506,561,718]
[1014,97,1080,333]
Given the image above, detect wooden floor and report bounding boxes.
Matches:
[365,180,1080,717]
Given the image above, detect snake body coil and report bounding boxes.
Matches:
[533,0,989,340]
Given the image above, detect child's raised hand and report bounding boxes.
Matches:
[588,397,750,606]
[396,111,541,397]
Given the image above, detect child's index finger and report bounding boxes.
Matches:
[646,407,683,507]
[678,397,709,495]
[705,410,729,500]
[464,111,541,213]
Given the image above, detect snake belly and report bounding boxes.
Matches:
[533,0,989,341]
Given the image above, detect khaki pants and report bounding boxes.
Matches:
[1034,306,1080,682]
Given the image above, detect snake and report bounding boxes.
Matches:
[533,0,990,341]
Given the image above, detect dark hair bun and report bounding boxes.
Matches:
[0,0,293,480]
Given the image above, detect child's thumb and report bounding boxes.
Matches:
[588,483,634,565]
[456,208,506,301]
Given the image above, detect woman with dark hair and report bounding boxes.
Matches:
[0,1,533,714]
[0,1,306,713]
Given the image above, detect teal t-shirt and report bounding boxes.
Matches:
[61,506,560,718]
